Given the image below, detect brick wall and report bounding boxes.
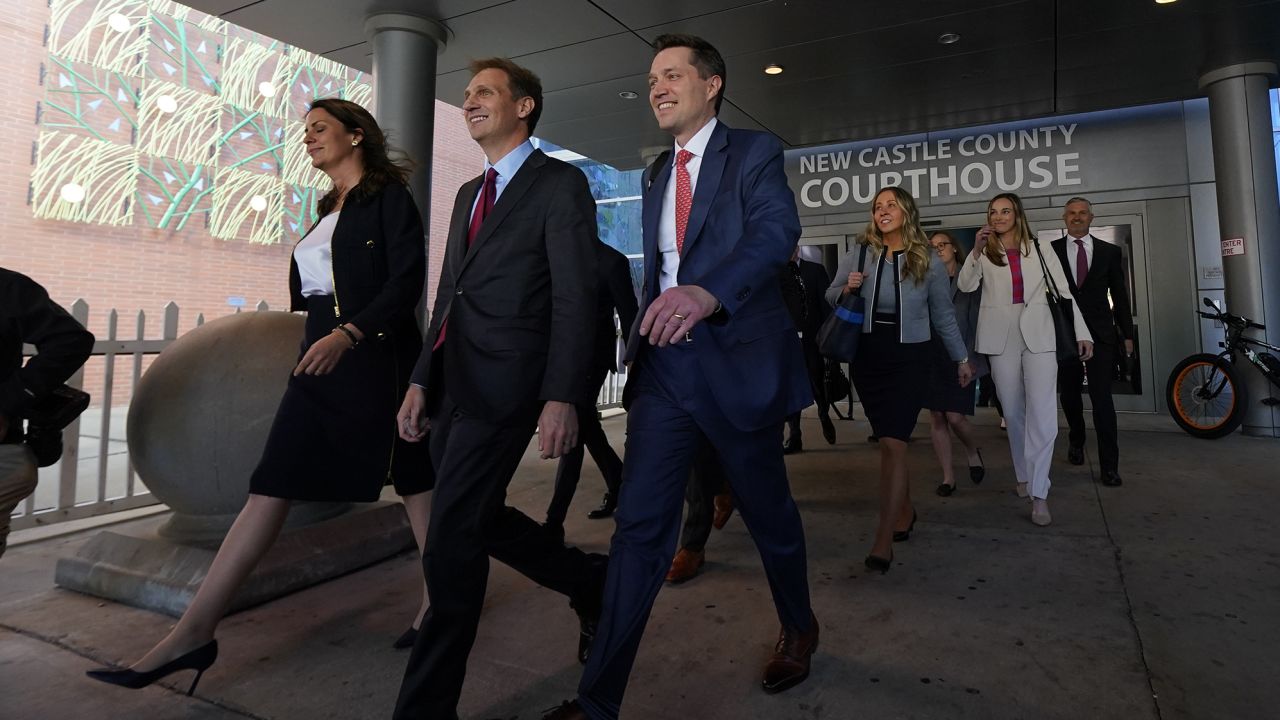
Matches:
[1,0,484,405]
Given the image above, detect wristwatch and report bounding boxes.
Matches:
[957,356,969,365]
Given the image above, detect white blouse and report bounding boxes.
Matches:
[294,212,340,297]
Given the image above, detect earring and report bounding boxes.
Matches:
[351,140,359,146]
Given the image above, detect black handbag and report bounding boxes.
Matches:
[24,385,90,468]
[26,384,90,430]
[823,359,850,403]
[817,244,869,363]
[1032,237,1079,363]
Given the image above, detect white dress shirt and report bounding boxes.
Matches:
[295,212,340,296]
[474,139,535,217]
[658,117,718,292]
[1068,232,1093,276]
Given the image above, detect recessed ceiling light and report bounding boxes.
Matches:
[258,81,277,98]
[1155,0,1178,4]
[249,195,268,212]
[155,94,178,113]
[618,90,638,100]
[938,32,961,45]
[764,64,784,75]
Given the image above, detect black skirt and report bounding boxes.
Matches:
[925,336,976,415]
[851,317,930,442]
[249,295,433,502]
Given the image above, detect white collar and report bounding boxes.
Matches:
[673,117,718,159]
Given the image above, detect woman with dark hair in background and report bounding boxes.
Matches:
[958,193,1092,527]
[88,98,433,693]
[826,187,974,573]
[925,231,985,496]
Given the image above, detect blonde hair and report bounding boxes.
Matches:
[861,186,930,283]
[983,192,1032,267]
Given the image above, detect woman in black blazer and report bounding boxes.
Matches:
[88,99,432,693]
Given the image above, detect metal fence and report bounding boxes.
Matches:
[12,302,628,532]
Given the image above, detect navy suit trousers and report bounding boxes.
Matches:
[576,340,812,719]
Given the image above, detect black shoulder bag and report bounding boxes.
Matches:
[1031,237,1079,363]
[817,243,869,363]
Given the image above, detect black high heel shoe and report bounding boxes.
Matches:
[392,626,419,650]
[864,554,892,574]
[86,639,218,696]
[892,510,918,542]
[969,448,985,484]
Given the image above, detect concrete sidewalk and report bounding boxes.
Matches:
[2,408,1277,719]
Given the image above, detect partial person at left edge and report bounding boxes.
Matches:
[0,267,95,559]
[86,98,435,696]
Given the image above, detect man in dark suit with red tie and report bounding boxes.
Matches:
[544,33,817,720]
[392,57,606,719]
[1052,197,1135,487]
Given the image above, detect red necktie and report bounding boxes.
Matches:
[674,149,694,255]
[1074,238,1087,287]
[435,168,499,350]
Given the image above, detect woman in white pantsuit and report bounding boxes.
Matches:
[958,193,1093,526]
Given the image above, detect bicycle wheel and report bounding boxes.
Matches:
[1166,354,1247,438]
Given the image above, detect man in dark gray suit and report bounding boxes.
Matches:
[393,57,606,719]
[1052,197,1134,487]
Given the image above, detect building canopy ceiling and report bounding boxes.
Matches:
[187,0,1280,169]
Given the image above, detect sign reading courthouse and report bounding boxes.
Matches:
[786,103,1193,215]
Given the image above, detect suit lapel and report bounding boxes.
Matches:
[447,176,482,279]
[683,122,727,258]
[459,149,546,275]
[1055,236,1080,294]
[641,157,671,304]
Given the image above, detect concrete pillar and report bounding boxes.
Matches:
[1199,62,1280,437]
[364,13,448,327]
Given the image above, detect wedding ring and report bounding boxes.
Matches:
[672,313,686,320]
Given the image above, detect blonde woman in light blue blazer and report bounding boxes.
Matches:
[958,193,1092,527]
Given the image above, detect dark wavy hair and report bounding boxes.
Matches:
[307,98,413,216]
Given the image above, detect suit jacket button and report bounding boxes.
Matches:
[366,240,374,247]
[455,288,463,295]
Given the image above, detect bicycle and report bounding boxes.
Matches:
[1166,297,1280,438]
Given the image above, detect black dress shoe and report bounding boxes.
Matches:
[783,437,803,455]
[892,510,917,542]
[542,700,589,719]
[969,448,985,484]
[86,640,218,696]
[1101,470,1123,487]
[392,626,418,650]
[820,415,837,445]
[544,521,565,547]
[586,492,616,519]
[864,554,892,574]
[1067,444,1085,465]
[936,482,955,497]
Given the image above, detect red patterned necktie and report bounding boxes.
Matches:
[468,167,498,245]
[435,168,499,350]
[674,149,694,255]
[1074,238,1087,287]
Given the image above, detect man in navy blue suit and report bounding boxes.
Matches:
[543,33,817,720]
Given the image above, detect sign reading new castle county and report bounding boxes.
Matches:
[785,102,1195,215]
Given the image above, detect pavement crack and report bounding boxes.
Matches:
[1092,480,1165,720]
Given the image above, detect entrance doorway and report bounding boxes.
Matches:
[919,206,1155,413]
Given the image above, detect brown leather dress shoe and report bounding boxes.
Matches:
[665,548,705,584]
[712,492,734,530]
[762,613,819,694]
[541,699,589,719]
